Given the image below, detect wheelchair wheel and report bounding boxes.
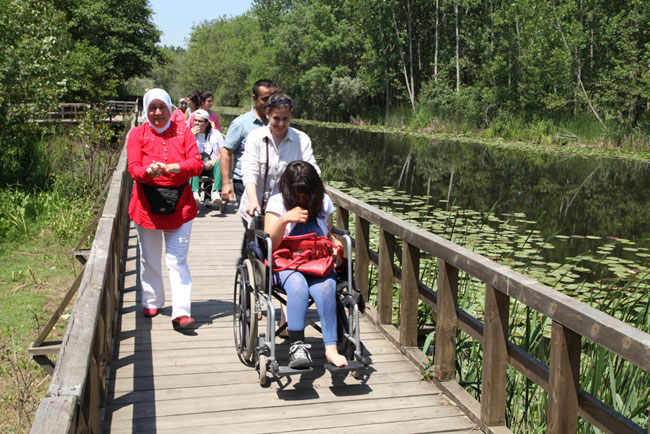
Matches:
[258,353,268,385]
[233,261,258,363]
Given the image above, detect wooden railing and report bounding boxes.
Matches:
[47,103,91,122]
[40,100,138,123]
[30,118,135,434]
[326,186,650,434]
[105,100,138,122]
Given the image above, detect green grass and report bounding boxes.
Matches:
[0,112,121,433]
[0,236,80,433]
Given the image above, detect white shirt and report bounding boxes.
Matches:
[265,193,335,237]
[239,125,320,224]
[195,129,223,160]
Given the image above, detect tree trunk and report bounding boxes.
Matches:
[455,2,460,92]
[552,4,605,128]
[434,0,439,82]
[393,10,416,110]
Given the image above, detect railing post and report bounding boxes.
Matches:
[434,259,458,381]
[378,229,396,325]
[400,240,419,347]
[548,321,581,434]
[481,284,510,426]
[335,205,349,232]
[355,216,370,302]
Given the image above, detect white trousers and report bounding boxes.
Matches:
[135,221,193,319]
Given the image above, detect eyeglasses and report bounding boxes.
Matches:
[194,119,207,123]
[268,97,293,108]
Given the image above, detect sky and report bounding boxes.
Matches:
[149,0,255,48]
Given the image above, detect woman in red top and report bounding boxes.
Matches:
[127,88,204,330]
[171,98,187,125]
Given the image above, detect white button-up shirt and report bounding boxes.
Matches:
[239,125,320,224]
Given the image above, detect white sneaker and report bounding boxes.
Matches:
[288,341,312,369]
[209,191,222,206]
[193,191,200,205]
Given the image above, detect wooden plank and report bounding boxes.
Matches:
[399,241,419,347]
[334,204,349,232]
[30,397,77,434]
[47,219,113,399]
[481,284,509,427]
[29,342,62,356]
[548,321,581,434]
[354,215,370,301]
[434,259,458,382]
[32,270,85,348]
[107,395,452,433]
[377,229,396,325]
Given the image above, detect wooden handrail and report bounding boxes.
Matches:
[30,116,136,434]
[326,186,650,434]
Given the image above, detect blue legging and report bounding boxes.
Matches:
[275,269,337,346]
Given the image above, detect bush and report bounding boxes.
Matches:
[418,79,484,127]
[327,76,368,121]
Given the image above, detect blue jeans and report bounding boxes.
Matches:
[275,270,338,346]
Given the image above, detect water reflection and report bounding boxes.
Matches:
[219,113,650,262]
[298,124,650,256]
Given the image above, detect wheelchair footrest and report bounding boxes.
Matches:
[324,360,365,374]
[276,366,314,376]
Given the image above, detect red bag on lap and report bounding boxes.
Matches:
[272,233,340,277]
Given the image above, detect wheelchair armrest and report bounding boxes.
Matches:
[332,227,350,236]
[254,229,270,240]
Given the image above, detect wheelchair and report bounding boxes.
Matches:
[232,215,369,385]
[195,171,226,213]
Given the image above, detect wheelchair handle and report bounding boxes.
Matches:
[253,209,264,232]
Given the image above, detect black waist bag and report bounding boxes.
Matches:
[139,182,188,215]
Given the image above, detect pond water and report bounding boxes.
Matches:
[219,114,650,296]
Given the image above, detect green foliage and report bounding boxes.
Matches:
[0,0,67,127]
[180,14,272,107]
[56,0,162,100]
[146,0,650,145]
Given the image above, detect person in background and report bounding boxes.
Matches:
[171,98,187,125]
[221,79,277,260]
[187,90,221,132]
[185,93,200,125]
[264,160,347,369]
[190,109,224,207]
[127,88,203,330]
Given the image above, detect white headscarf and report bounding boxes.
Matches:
[143,88,172,134]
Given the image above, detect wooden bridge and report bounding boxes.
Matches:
[29,116,650,433]
[29,101,138,124]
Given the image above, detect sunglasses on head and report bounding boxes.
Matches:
[268,97,293,108]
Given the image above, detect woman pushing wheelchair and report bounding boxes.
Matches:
[264,160,348,369]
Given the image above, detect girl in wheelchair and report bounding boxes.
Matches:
[264,160,348,369]
[190,109,223,207]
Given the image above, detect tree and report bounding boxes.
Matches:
[52,0,162,101]
[0,0,68,185]
[181,14,273,107]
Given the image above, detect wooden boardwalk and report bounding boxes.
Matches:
[102,205,480,434]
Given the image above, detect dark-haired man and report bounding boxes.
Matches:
[220,79,277,207]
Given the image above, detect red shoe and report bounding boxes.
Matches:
[172,316,195,330]
[143,307,158,317]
